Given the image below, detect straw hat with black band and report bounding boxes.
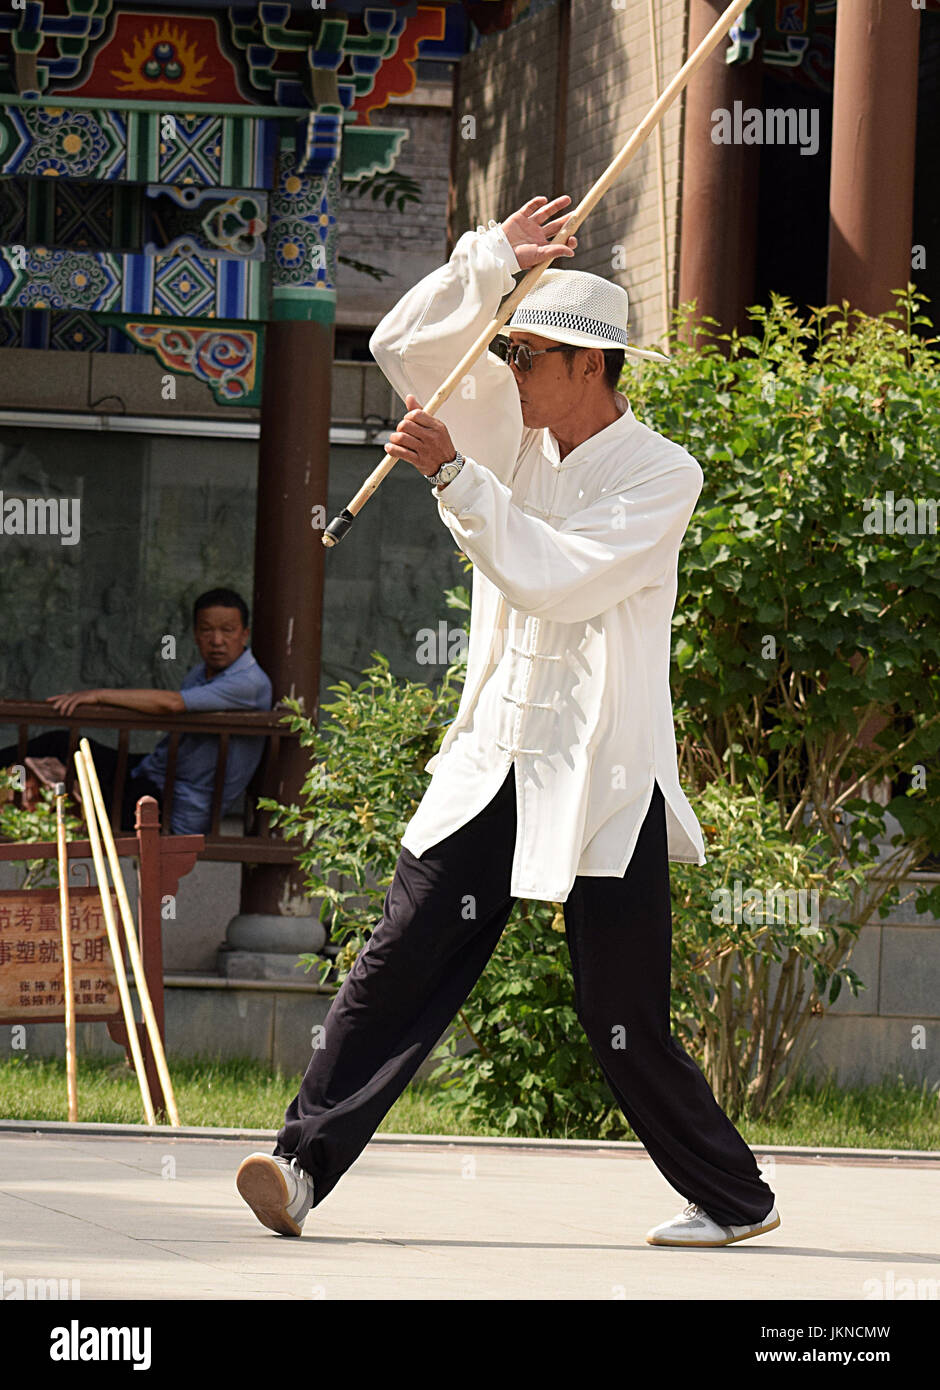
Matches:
[497,267,670,363]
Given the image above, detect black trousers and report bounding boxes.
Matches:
[275,765,776,1226]
[0,730,163,833]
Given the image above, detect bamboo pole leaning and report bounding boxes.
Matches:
[73,745,157,1126]
[54,781,78,1123]
[78,739,180,1127]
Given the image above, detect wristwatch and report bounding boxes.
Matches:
[428,450,465,489]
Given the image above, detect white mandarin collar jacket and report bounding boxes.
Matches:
[368,220,706,903]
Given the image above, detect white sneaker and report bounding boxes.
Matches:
[236,1153,315,1237]
[646,1201,780,1247]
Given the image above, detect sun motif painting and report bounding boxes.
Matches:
[110,21,213,98]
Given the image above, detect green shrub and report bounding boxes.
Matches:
[259,637,467,979]
[629,290,940,912]
[0,769,81,888]
[669,779,867,1119]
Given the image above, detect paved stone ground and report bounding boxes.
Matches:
[2,1127,938,1300]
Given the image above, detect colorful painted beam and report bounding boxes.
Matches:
[0,4,460,115]
[0,103,278,187]
[0,304,136,352]
[0,241,264,317]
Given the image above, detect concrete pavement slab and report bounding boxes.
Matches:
[0,1132,937,1301]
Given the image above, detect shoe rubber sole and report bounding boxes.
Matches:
[646,1211,781,1247]
[236,1154,304,1237]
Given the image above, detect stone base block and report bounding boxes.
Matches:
[217,949,325,983]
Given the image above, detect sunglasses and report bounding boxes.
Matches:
[489,337,571,373]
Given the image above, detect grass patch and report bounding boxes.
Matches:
[1,1054,937,1150]
[0,1055,298,1130]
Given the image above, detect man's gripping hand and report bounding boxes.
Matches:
[386,394,459,480]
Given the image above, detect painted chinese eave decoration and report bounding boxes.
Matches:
[728,0,938,93]
[121,319,262,406]
[0,2,466,403]
[725,0,838,90]
[723,0,938,93]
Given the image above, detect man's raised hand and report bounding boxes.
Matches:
[500,195,578,270]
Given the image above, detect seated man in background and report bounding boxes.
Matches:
[0,588,273,834]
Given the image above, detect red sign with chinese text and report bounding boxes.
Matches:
[0,889,121,1022]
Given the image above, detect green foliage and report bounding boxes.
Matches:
[669,779,868,1118]
[0,769,82,889]
[624,289,940,1110]
[338,170,424,281]
[628,289,940,918]
[258,639,466,980]
[343,168,422,214]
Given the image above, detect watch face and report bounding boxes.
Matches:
[434,455,462,483]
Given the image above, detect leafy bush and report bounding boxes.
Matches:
[669,779,867,1118]
[629,289,940,910]
[0,768,81,888]
[259,637,467,980]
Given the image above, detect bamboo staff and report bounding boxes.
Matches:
[73,746,156,1125]
[54,781,78,1123]
[321,0,750,548]
[79,739,180,1127]
[647,0,671,342]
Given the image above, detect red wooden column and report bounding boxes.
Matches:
[239,139,334,924]
[827,0,921,315]
[677,0,762,337]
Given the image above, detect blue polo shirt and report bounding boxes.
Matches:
[133,647,273,835]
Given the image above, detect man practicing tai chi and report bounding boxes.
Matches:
[237,194,780,1248]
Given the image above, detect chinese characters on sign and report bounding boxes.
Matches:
[0,890,120,1021]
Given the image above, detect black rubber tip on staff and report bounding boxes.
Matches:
[322,508,355,548]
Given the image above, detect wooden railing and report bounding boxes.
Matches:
[0,700,302,865]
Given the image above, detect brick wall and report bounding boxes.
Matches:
[566,0,687,351]
[453,0,688,354]
[452,1,560,242]
[335,95,454,330]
